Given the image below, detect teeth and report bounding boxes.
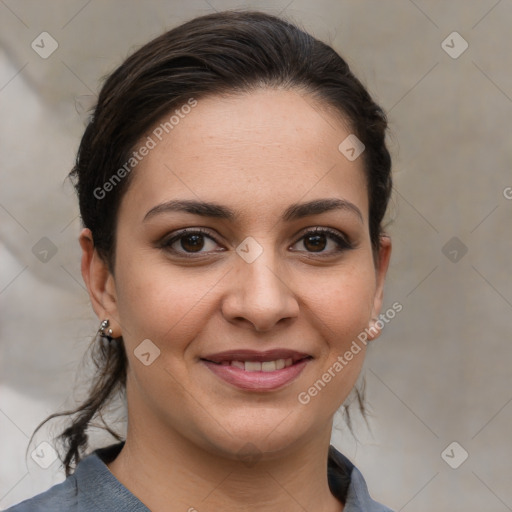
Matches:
[245,361,262,372]
[217,358,296,371]
[261,361,276,372]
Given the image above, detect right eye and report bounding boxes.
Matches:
[159,228,226,257]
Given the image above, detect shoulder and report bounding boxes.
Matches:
[345,464,395,512]
[3,474,79,512]
[4,442,146,512]
[328,445,395,512]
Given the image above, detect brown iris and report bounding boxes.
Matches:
[303,233,327,252]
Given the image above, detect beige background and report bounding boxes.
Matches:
[1,0,511,510]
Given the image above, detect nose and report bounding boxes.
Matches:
[221,246,299,333]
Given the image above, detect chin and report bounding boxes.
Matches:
[198,410,315,461]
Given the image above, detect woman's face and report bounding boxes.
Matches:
[101,88,390,459]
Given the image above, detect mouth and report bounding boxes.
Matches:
[200,349,313,371]
[200,349,313,391]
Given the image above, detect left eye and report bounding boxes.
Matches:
[290,227,352,254]
[160,227,352,257]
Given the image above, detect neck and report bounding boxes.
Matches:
[107,414,343,511]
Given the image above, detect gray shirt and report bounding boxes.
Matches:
[6,443,394,511]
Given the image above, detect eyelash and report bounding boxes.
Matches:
[158,227,353,258]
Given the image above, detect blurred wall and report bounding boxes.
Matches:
[1,1,511,510]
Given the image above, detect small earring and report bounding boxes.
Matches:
[98,319,114,342]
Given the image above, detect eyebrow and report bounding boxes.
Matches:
[143,197,363,224]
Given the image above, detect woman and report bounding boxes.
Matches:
[8,10,394,511]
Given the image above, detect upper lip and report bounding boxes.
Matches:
[201,349,312,363]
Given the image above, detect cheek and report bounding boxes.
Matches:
[113,252,221,352]
[305,263,376,344]
[298,267,374,413]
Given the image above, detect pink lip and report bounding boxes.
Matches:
[203,360,309,391]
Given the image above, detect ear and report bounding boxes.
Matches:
[79,228,121,338]
[367,235,392,341]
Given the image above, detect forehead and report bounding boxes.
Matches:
[120,88,369,226]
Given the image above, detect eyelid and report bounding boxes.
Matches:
[294,226,352,245]
[158,227,226,250]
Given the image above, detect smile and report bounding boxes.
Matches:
[201,349,313,391]
[207,358,297,371]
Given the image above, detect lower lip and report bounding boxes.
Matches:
[202,359,310,391]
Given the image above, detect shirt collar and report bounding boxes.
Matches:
[74,442,392,511]
[328,446,393,511]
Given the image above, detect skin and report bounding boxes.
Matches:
[80,88,391,512]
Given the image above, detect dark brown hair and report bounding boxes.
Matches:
[32,9,392,478]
